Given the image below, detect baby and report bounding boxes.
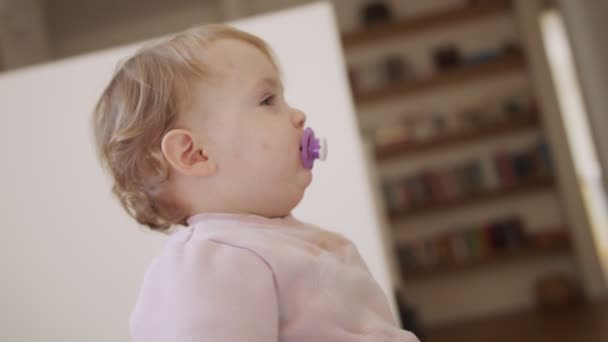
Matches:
[93,24,420,342]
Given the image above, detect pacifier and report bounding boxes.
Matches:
[300,127,327,169]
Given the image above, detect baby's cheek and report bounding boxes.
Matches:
[260,141,286,159]
[260,142,272,151]
[258,140,293,164]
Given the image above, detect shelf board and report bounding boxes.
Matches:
[401,230,571,281]
[375,116,540,162]
[342,0,511,49]
[389,177,556,221]
[426,299,608,341]
[354,50,525,106]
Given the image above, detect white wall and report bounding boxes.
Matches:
[513,0,608,300]
[557,0,608,191]
[0,3,395,341]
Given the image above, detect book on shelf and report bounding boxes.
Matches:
[382,136,556,217]
[396,217,566,277]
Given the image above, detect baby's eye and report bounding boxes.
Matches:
[260,95,275,106]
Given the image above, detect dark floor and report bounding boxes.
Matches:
[425,301,608,342]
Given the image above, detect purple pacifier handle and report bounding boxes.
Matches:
[301,127,320,169]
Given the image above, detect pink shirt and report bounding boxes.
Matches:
[129,213,420,342]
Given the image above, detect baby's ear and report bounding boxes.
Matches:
[161,129,216,177]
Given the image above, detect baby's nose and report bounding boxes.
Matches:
[292,109,306,128]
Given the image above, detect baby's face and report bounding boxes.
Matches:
[185,38,312,217]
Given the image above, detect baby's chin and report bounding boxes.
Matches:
[266,190,306,217]
[298,169,313,189]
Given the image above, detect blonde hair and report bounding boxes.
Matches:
[92,24,277,232]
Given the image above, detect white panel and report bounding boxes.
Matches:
[0,3,395,341]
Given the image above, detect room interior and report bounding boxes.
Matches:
[1,0,607,341]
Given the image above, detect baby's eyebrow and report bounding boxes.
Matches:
[254,77,283,92]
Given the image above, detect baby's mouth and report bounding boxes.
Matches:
[299,127,327,169]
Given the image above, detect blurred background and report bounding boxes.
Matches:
[2,0,608,341]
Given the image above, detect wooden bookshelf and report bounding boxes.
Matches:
[340,0,581,326]
[342,0,511,49]
[375,116,540,162]
[354,50,525,106]
[389,177,555,221]
[401,229,571,280]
